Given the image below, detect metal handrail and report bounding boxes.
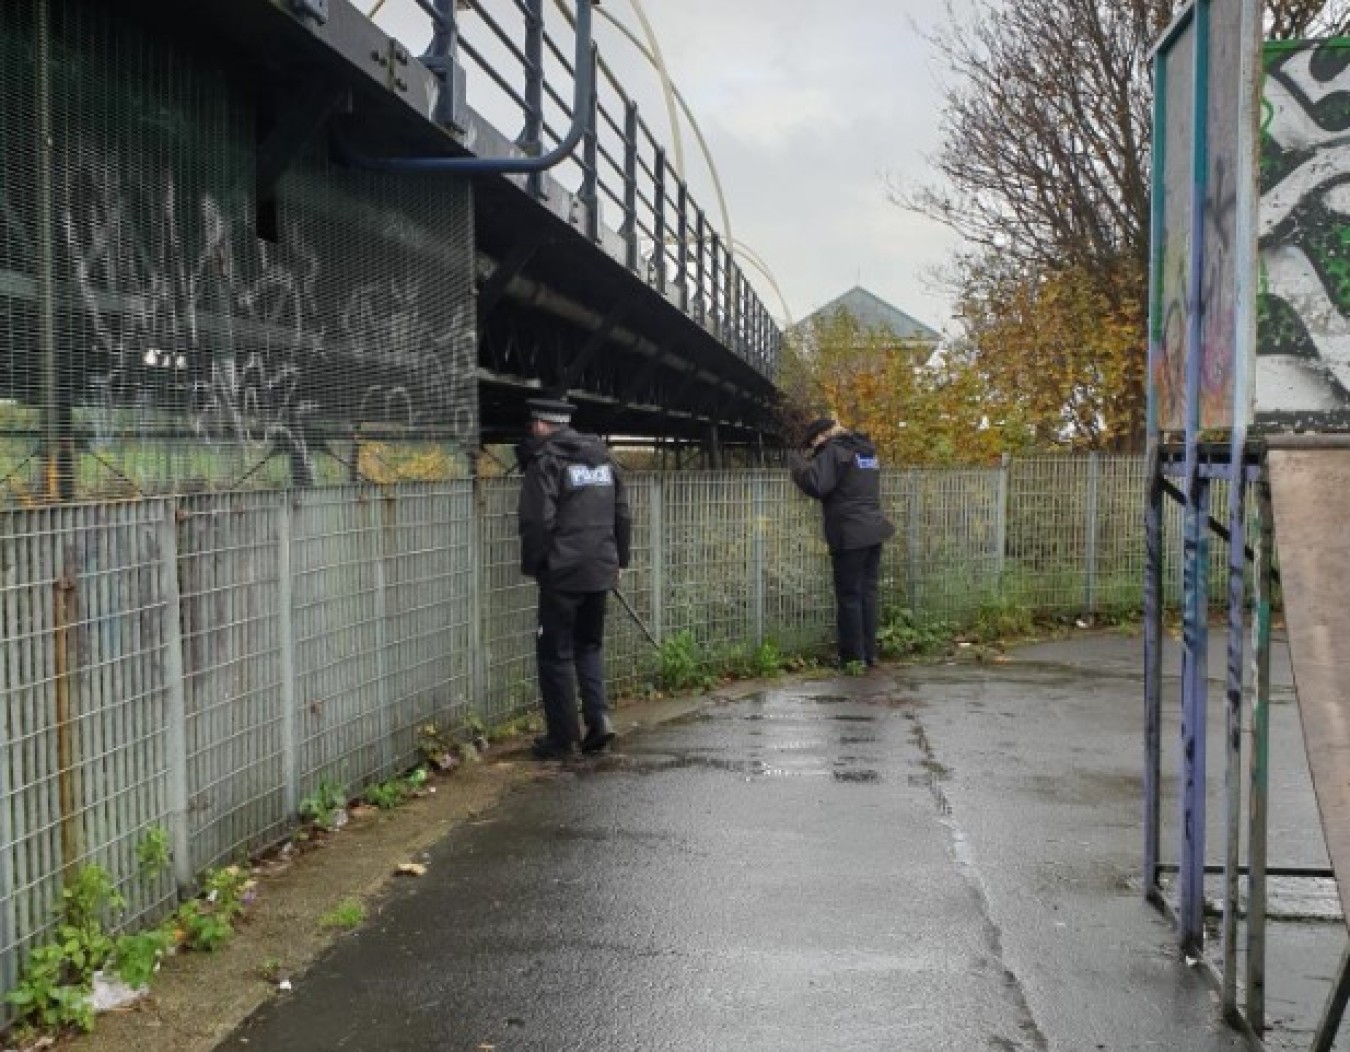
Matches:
[458,37,530,111]
[360,0,781,374]
[337,0,595,175]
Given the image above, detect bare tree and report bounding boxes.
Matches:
[1271,0,1350,39]
[901,0,1350,278]
[897,0,1350,453]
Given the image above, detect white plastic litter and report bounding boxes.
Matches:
[90,970,148,1013]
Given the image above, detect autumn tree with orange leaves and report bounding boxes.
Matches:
[947,257,1148,451]
[783,309,1006,466]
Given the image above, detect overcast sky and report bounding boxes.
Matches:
[375,0,965,333]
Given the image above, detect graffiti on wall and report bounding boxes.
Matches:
[1258,40,1350,426]
[52,148,477,483]
[0,1,479,493]
[54,157,475,477]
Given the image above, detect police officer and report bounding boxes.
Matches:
[517,396,632,758]
[790,417,896,669]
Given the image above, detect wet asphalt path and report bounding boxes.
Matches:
[219,645,1261,1052]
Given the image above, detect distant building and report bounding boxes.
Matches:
[790,286,942,359]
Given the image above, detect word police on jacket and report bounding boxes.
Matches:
[568,464,615,487]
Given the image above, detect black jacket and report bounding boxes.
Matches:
[790,432,896,552]
[517,427,632,592]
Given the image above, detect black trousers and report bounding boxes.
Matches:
[536,585,610,746]
[830,544,883,667]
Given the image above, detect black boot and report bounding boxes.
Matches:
[531,736,575,760]
[580,714,615,755]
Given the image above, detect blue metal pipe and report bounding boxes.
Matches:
[339,0,595,175]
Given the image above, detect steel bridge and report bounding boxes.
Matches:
[0,0,781,501]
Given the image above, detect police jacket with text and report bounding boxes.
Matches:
[517,427,632,592]
[790,432,897,552]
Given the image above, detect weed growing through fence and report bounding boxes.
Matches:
[110,928,174,989]
[298,779,348,831]
[658,630,715,691]
[4,863,177,1037]
[5,941,98,1035]
[4,865,123,1033]
[717,639,788,680]
[135,825,171,879]
[363,768,430,810]
[969,595,1036,643]
[877,606,955,660]
[362,779,408,810]
[175,866,251,952]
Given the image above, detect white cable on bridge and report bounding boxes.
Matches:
[612,0,684,179]
[363,0,792,326]
[733,241,794,328]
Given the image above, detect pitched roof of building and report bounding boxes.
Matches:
[798,286,942,343]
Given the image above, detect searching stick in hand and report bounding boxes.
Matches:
[612,586,659,649]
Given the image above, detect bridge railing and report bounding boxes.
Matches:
[402,0,781,378]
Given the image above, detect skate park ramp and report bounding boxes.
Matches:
[1268,446,1350,925]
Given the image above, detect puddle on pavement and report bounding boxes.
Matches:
[598,691,900,783]
[593,748,885,785]
[736,711,878,723]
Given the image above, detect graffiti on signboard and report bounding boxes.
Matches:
[1258,40,1350,425]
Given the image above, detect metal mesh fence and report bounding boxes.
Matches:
[1,454,1193,1001]
[762,474,835,653]
[887,467,1004,621]
[603,476,655,698]
[178,492,288,875]
[0,500,180,996]
[663,474,756,653]
[479,479,542,724]
[0,0,478,506]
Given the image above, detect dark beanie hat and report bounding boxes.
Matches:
[803,417,837,444]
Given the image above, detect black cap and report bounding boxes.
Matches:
[526,397,576,424]
[803,417,837,444]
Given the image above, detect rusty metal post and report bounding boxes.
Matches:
[53,540,80,878]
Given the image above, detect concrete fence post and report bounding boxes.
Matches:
[158,501,192,891]
[752,474,765,646]
[905,471,920,613]
[370,494,393,775]
[276,498,299,825]
[0,540,15,994]
[1086,452,1101,618]
[649,475,665,644]
[995,453,1010,599]
[469,478,487,716]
